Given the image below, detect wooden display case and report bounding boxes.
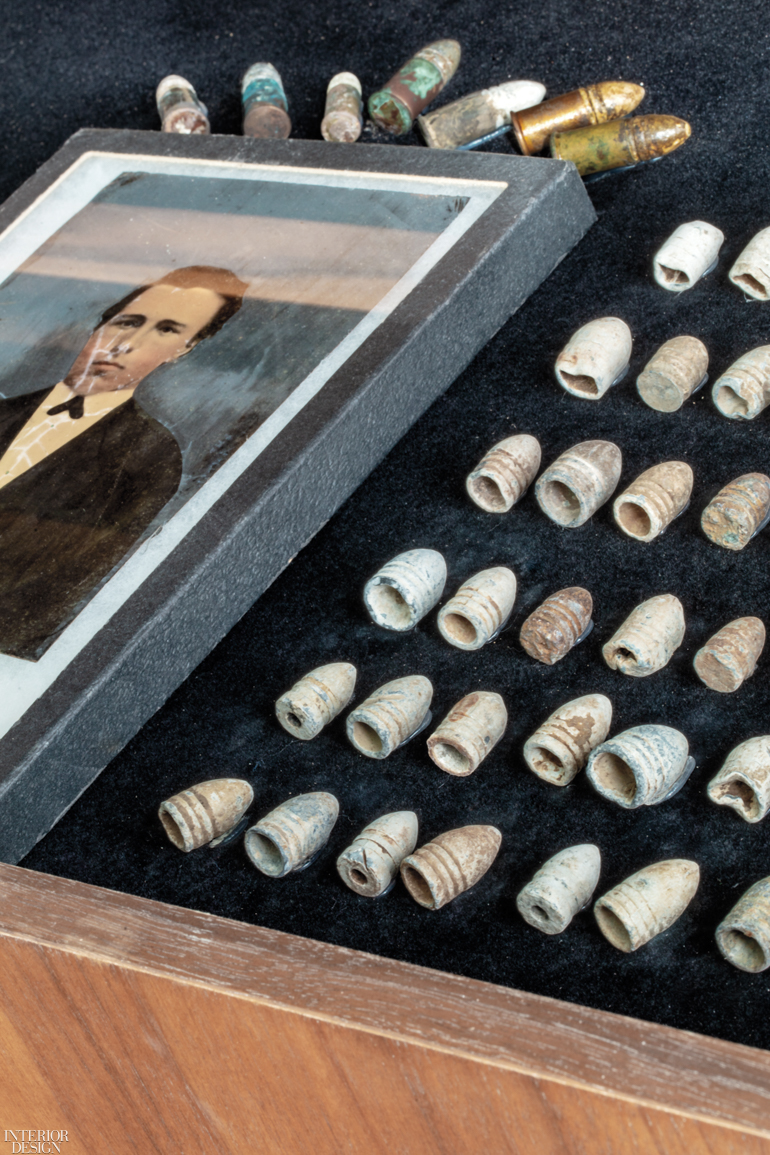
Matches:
[1,861,769,1153]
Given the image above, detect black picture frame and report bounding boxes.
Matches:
[0,127,594,862]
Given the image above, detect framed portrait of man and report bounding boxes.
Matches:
[0,129,594,861]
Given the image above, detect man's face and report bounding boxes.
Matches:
[64,283,225,395]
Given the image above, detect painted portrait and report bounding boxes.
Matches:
[0,160,476,662]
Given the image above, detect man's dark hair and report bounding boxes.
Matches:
[99,265,249,346]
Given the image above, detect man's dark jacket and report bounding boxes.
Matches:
[0,388,182,660]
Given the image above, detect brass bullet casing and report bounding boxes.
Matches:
[707,736,770,823]
[156,75,210,134]
[523,693,613,787]
[712,346,770,420]
[368,40,461,136]
[550,115,691,177]
[729,228,770,300]
[321,72,363,142]
[594,860,700,952]
[346,675,433,758]
[466,433,541,513]
[364,548,447,631]
[554,317,632,400]
[535,440,622,528]
[602,594,685,678]
[636,336,709,412]
[519,587,593,666]
[716,878,770,972]
[612,461,694,542]
[275,661,357,741]
[511,80,645,156]
[516,844,602,935]
[241,63,291,139]
[245,792,339,877]
[652,221,723,292]
[159,779,254,852]
[426,691,508,776]
[418,79,545,150]
[694,617,765,694]
[400,824,502,910]
[587,724,693,809]
[337,811,419,897]
[701,473,770,551]
[437,566,517,651]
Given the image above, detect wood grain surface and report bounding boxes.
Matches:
[0,862,769,1154]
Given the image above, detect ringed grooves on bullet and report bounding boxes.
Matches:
[159,779,254,852]
[400,824,502,909]
[612,461,693,542]
[594,859,700,952]
[602,594,685,677]
[694,616,765,693]
[586,724,694,808]
[275,661,357,740]
[519,587,593,665]
[523,693,612,786]
[510,80,645,155]
[701,473,770,550]
[364,548,447,631]
[346,675,433,758]
[535,440,622,528]
[516,844,601,934]
[244,791,339,877]
[716,878,770,972]
[465,432,541,512]
[337,811,419,897]
[437,566,517,650]
[636,336,709,412]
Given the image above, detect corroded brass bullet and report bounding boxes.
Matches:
[550,115,691,177]
[523,694,613,787]
[701,473,770,551]
[694,617,765,694]
[535,440,622,527]
[465,433,541,513]
[241,62,291,139]
[510,80,644,155]
[159,779,254,852]
[418,79,545,150]
[156,75,210,134]
[368,40,461,135]
[594,860,700,952]
[717,879,770,972]
[426,691,507,776]
[401,824,502,909]
[321,72,363,142]
[519,587,593,666]
[707,737,770,823]
[612,461,693,542]
[602,594,685,678]
[729,228,770,300]
[712,347,770,420]
[636,336,709,412]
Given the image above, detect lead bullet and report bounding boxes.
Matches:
[368,40,461,135]
[418,78,545,150]
[550,115,691,177]
[511,80,644,156]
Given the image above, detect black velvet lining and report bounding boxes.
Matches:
[10,0,770,1052]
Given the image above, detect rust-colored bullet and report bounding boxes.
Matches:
[550,115,691,177]
[510,80,644,156]
[519,587,593,666]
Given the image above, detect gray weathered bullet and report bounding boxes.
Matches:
[516,844,601,934]
[716,878,770,971]
[587,724,693,808]
[554,317,632,400]
[364,549,447,631]
[244,792,339,877]
[275,662,357,740]
[707,736,770,823]
[437,566,517,650]
[337,811,419,897]
[466,433,541,512]
[636,336,709,412]
[346,675,433,758]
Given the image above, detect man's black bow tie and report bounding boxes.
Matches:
[47,395,85,420]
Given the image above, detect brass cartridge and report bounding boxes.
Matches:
[550,115,691,176]
[510,80,644,155]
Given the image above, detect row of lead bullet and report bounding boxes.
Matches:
[157,782,770,971]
